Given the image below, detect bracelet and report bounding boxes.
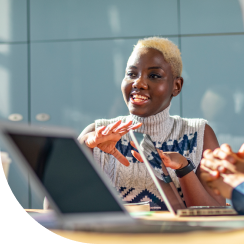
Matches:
[175,159,195,178]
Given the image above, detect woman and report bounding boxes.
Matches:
[79,37,225,210]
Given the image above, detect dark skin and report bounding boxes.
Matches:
[79,47,225,207]
[121,47,182,117]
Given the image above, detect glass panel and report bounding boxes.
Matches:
[181,0,244,34]
[0,0,27,42]
[30,0,178,41]
[31,37,180,134]
[0,44,28,122]
[181,35,244,151]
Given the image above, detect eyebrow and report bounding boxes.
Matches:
[148,66,164,70]
[127,65,137,69]
[127,66,164,70]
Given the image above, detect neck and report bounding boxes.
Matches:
[128,104,173,140]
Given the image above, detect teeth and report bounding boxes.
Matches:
[133,94,148,100]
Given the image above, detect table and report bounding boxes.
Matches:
[26,210,244,244]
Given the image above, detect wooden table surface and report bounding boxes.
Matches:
[26,210,244,244]
[50,228,244,244]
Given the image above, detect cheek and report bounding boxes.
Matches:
[154,83,170,97]
[121,79,131,98]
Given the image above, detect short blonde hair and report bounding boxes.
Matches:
[132,37,182,78]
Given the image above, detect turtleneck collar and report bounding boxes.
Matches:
[127,104,174,141]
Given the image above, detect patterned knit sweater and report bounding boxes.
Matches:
[93,105,207,210]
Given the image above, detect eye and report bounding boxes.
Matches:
[149,73,162,79]
[126,72,137,78]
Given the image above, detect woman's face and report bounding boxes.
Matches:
[121,47,178,117]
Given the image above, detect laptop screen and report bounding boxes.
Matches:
[7,133,124,214]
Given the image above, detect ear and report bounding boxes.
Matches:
[172,77,183,97]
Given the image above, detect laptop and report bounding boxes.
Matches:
[0,122,240,232]
[129,131,238,217]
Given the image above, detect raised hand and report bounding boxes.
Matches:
[85,120,142,166]
[130,142,188,170]
[157,150,188,170]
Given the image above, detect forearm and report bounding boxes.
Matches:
[179,171,225,207]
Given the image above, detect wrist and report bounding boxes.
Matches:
[178,157,188,170]
[175,159,196,178]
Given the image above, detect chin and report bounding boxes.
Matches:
[128,108,151,117]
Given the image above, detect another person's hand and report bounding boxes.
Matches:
[212,143,244,173]
[203,144,244,174]
[200,147,244,199]
[85,120,142,166]
[200,166,233,199]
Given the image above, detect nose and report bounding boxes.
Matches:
[132,76,148,90]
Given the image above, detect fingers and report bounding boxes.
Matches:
[201,156,220,171]
[220,143,233,154]
[118,122,143,133]
[102,120,122,135]
[131,150,143,163]
[200,164,220,179]
[96,126,106,137]
[128,122,143,130]
[222,172,244,184]
[237,143,244,159]
[219,160,237,173]
[110,148,130,167]
[130,141,144,162]
[157,149,172,167]
[130,141,137,149]
[113,121,132,133]
[98,120,141,138]
[203,149,213,159]
[213,147,236,164]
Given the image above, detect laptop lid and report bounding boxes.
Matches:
[129,130,186,214]
[0,122,134,226]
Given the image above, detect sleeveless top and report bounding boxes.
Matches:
[93,105,207,210]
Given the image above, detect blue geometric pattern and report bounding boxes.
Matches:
[115,138,138,163]
[115,132,198,210]
[158,132,198,155]
[119,187,168,210]
[119,187,135,199]
[116,132,197,162]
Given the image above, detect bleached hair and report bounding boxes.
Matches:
[132,37,182,77]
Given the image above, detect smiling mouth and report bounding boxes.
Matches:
[131,94,149,104]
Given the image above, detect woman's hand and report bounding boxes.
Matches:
[85,120,142,166]
[130,143,188,170]
[157,150,188,170]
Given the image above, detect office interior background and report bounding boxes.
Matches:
[0,0,244,209]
